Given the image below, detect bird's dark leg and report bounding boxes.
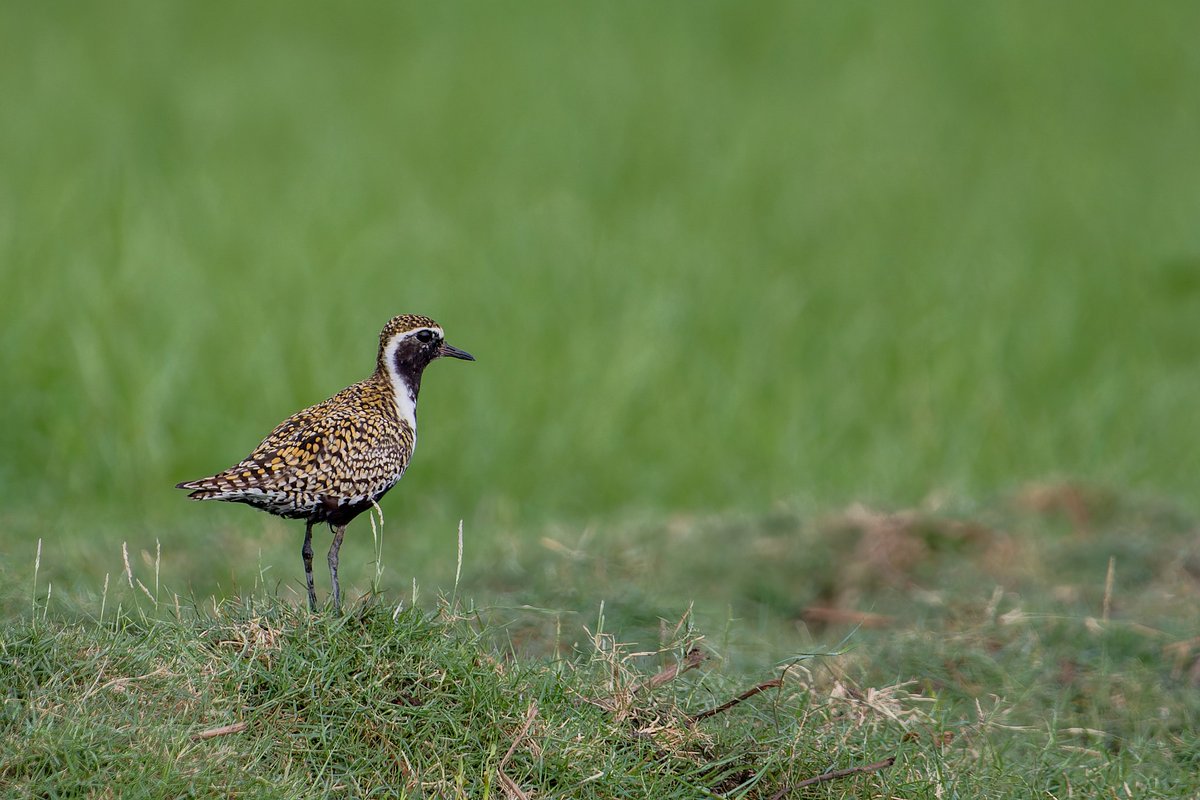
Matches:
[328,523,347,614]
[302,520,317,612]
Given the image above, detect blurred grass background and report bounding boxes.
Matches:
[2,1,1199,598]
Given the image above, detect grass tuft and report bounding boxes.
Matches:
[1,592,890,798]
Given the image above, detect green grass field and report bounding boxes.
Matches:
[5,491,1200,796]
[2,2,1199,796]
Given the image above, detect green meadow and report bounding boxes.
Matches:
[3,2,1200,796]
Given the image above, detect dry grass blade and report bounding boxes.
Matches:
[496,702,539,800]
[192,721,248,741]
[496,771,529,800]
[633,647,706,693]
[769,756,896,798]
[1103,555,1115,623]
[689,678,783,723]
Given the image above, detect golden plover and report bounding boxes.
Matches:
[176,313,474,612]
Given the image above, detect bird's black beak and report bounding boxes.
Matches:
[439,342,475,361]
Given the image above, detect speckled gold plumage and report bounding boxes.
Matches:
[176,313,474,611]
[177,375,416,520]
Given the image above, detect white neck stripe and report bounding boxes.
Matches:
[383,336,419,446]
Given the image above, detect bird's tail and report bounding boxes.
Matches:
[175,476,226,500]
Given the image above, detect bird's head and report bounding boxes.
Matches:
[377,314,474,392]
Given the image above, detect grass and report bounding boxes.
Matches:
[3,2,1200,796]
[3,597,869,798]
[4,485,1199,797]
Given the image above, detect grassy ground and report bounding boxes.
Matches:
[4,487,1199,797]
[3,2,1199,796]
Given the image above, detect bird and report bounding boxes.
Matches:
[176,313,474,613]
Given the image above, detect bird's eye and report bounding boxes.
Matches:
[415,330,435,343]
